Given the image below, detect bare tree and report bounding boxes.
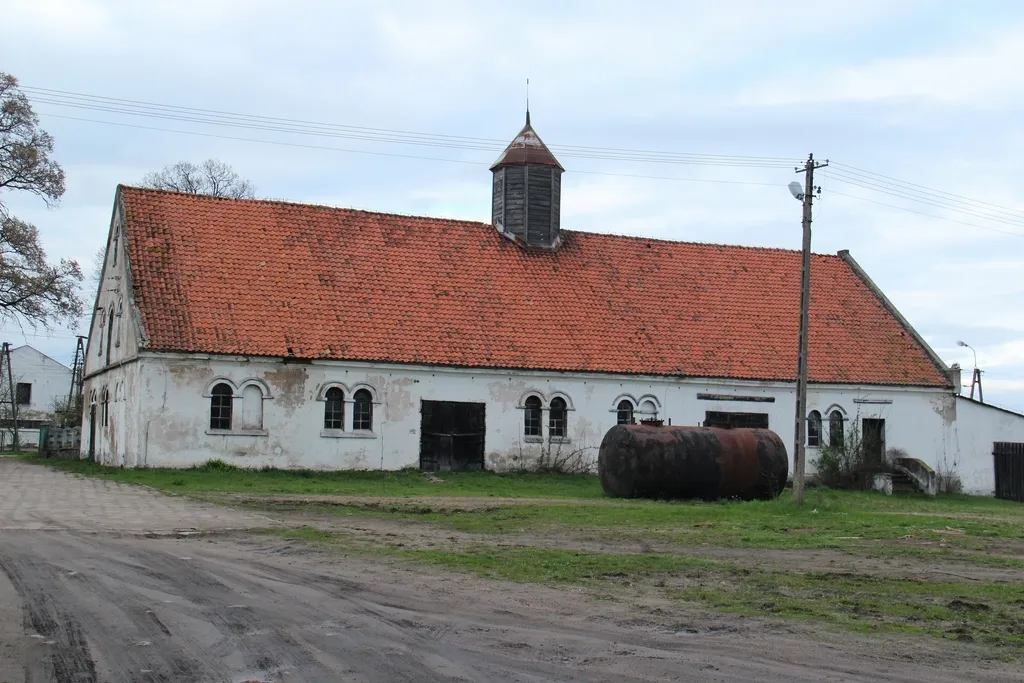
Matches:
[0,72,84,328]
[140,159,256,199]
[90,245,106,289]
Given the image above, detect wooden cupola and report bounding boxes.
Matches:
[490,112,564,250]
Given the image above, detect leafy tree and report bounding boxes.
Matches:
[0,72,83,327]
[140,159,256,199]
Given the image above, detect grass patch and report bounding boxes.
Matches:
[25,456,601,499]
[271,528,1024,647]
[671,569,1024,646]
[290,488,1024,550]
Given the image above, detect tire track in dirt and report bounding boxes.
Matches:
[0,552,98,683]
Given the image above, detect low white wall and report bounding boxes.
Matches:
[946,398,1024,495]
[96,353,956,476]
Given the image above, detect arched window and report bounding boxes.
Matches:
[639,399,658,421]
[240,384,264,430]
[617,400,634,425]
[210,383,233,430]
[807,410,822,447]
[105,306,114,365]
[101,387,109,427]
[353,388,373,431]
[324,387,345,429]
[524,395,542,436]
[115,299,123,348]
[96,310,105,357]
[549,397,567,438]
[829,410,844,449]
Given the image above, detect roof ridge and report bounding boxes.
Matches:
[118,184,495,228]
[119,185,841,257]
[566,229,843,257]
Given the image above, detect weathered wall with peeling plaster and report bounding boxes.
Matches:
[943,398,1024,494]
[75,193,1011,491]
[84,353,976,485]
[81,198,146,467]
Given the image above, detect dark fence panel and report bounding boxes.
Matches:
[994,442,1024,502]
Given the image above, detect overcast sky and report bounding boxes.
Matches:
[2,0,1022,412]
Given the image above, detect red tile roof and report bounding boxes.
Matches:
[119,186,950,387]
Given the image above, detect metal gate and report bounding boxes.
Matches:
[420,401,485,472]
[994,442,1024,502]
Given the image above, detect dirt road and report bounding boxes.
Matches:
[5,532,1018,683]
[0,460,1018,682]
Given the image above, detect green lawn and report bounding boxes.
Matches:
[264,487,1024,556]
[29,456,602,499]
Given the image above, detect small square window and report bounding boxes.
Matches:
[15,383,31,406]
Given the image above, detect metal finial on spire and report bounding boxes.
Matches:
[526,78,530,125]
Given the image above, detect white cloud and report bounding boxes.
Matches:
[738,25,1024,107]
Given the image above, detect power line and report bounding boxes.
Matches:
[0,329,84,340]
[821,170,1024,229]
[40,113,787,189]
[830,161,1024,220]
[27,87,1024,239]
[825,188,1024,238]
[41,113,1024,239]
[24,86,799,169]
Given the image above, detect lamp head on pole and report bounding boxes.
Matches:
[788,181,804,201]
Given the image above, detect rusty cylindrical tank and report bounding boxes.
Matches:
[598,425,789,500]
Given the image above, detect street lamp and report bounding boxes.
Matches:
[956,340,983,402]
[788,154,827,505]
[956,340,976,369]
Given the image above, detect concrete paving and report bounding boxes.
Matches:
[0,457,276,533]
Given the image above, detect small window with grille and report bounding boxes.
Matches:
[524,395,542,436]
[353,389,373,431]
[209,383,233,430]
[616,399,634,425]
[808,410,822,447]
[549,397,567,437]
[324,387,345,429]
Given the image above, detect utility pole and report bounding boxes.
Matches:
[792,153,828,505]
[2,343,18,452]
[66,336,87,425]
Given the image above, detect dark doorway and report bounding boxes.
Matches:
[420,401,485,472]
[704,411,769,429]
[862,418,886,469]
[88,404,96,460]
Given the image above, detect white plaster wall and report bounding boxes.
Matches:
[945,398,1024,495]
[84,200,139,378]
[80,362,143,466]
[79,196,148,466]
[127,353,957,477]
[6,346,72,418]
